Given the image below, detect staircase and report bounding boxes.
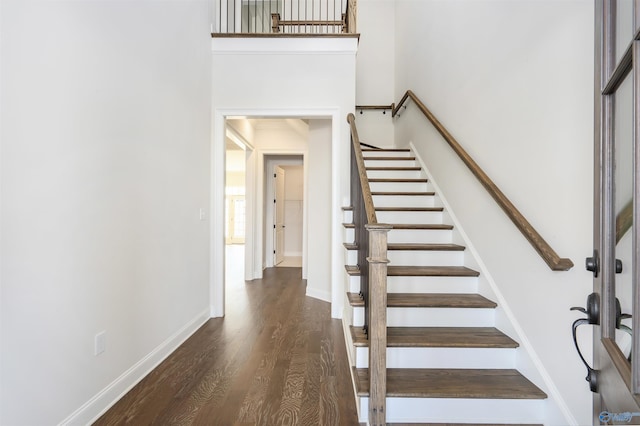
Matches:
[342,147,547,425]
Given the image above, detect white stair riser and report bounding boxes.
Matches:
[344,228,354,241]
[362,151,413,158]
[343,210,353,223]
[387,229,452,244]
[346,249,357,265]
[372,195,436,208]
[369,181,428,192]
[364,159,417,168]
[347,274,360,293]
[359,398,544,424]
[387,275,478,294]
[387,250,464,266]
[366,170,423,179]
[375,210,443,224]
[354,347,516,369]
[352,307,494,327]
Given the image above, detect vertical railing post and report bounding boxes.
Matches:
[366,224,390,426]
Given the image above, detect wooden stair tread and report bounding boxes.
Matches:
[388,424,542,426]
[344,243,465,251]
[342,206,353,211]
[372,191,435,196]
[363,156,416,161]
[343,223,453,230]
[362,148,411,152]
[353,368,547,399]
[350,326,517,348]
[368,178,428,183]
[389,266,479,277]
[346,293,495,308]
[345,265,479,277]
[347,292,363,306]
[366,166,422,171]
[375,207,443,212]
[388,243,465,251]
[345,265,360,276]
[387,293,495,307]
[389,223,454,230]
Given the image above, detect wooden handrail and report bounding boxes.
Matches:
[392,90,574,271]
[348,113,377,224]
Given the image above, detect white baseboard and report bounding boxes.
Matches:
[59,309,210,426]
[306,286,331,303]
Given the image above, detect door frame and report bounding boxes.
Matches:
[210,108,344,318]
[264,156,305,269]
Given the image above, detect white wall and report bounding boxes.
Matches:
[354,0,396,148]
[0,1,212,424]
[392,1,594,424]
[307,120,333,300]
[211,37,357,316]
[283,165,304,256]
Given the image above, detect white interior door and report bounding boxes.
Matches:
[274,166,285,265]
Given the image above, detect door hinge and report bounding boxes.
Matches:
[274,173,276,178]
[274,199,276,203]
[273,224,276,229]
[273,250,276,254]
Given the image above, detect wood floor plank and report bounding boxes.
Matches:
[94,266,360,426]
[353,368,547,399]
[350,326,518,348]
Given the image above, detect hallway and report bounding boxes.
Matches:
[94,250,359,425]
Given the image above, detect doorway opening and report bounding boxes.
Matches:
[269,160,304,268]
[224,125,251,288]
[212,110,341,319]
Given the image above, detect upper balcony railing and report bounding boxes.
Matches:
[212,0,356,34]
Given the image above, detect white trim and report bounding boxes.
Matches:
[58,309,210,426]
[212,37,359,56]
[262,152,306,275]
[409,142,577,426]
[305,286,331,303]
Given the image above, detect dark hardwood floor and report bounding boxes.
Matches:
[94,257,360,425]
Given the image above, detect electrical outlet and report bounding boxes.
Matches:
[94,331,106,356]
